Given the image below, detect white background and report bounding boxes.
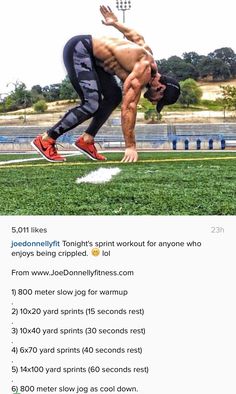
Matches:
[1,216,236,393]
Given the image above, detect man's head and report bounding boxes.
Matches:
[144,74,180,112]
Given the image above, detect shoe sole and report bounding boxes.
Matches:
[31,141,66,163]
[73,143,106,161]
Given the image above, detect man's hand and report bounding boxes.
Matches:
[121,147,138,163]
[100,5,118,26]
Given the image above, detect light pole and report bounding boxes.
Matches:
[116,0,131,23]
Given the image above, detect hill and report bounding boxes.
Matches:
[198,79,236,100]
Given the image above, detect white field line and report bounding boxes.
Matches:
[0,152,80,166]
[0,157,45,165]
[76,167,121,184]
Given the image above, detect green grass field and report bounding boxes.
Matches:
[0,151,236,215]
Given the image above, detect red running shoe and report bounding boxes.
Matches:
[31,135,66,162]
[73,136,106,161]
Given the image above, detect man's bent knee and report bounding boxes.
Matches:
[82,98,100,115]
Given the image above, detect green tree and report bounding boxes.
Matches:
[198,57,231,81]
[33,99,48,113]
[59,76,78,100]
[208,47,236,78]
[7,81,32,110]
[219,85,236,110]
[182,51,204,68]
[158,56,198,80]
[179,78,202,107]
[138,97,162,122]
[138,97,154,112]
[2,81,31,111]
[31,85,42,95]
[4,96,18,111]
[144,108,161,122]
[42,84,61,102]
[31,85,44,103]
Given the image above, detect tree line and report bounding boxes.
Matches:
[0,47,236,113]
[158,47,236,81]
[0,76,77,113]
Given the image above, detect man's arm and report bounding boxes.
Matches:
[121,59,151,163]
[100,5,152,53]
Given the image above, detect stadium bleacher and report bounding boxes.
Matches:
[0,124,235,151]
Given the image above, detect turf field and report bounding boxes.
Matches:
[0,151,236,215]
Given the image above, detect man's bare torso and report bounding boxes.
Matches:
[92,36,155,81]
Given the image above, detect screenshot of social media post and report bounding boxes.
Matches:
[1,216,236,394]
[1,0,236,393]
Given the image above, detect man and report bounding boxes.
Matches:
[32,5,180,163]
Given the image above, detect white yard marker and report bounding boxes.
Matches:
[76,167,121,184]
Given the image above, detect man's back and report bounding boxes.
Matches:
[92,36,154,81]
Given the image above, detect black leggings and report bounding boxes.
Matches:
[47,35,122,140]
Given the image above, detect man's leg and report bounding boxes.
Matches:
[47,38,102,140]
[73,66,122,160]
[84,66,122,138]
[32,35,103,162]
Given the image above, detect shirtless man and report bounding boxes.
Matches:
[32,5,180,163]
